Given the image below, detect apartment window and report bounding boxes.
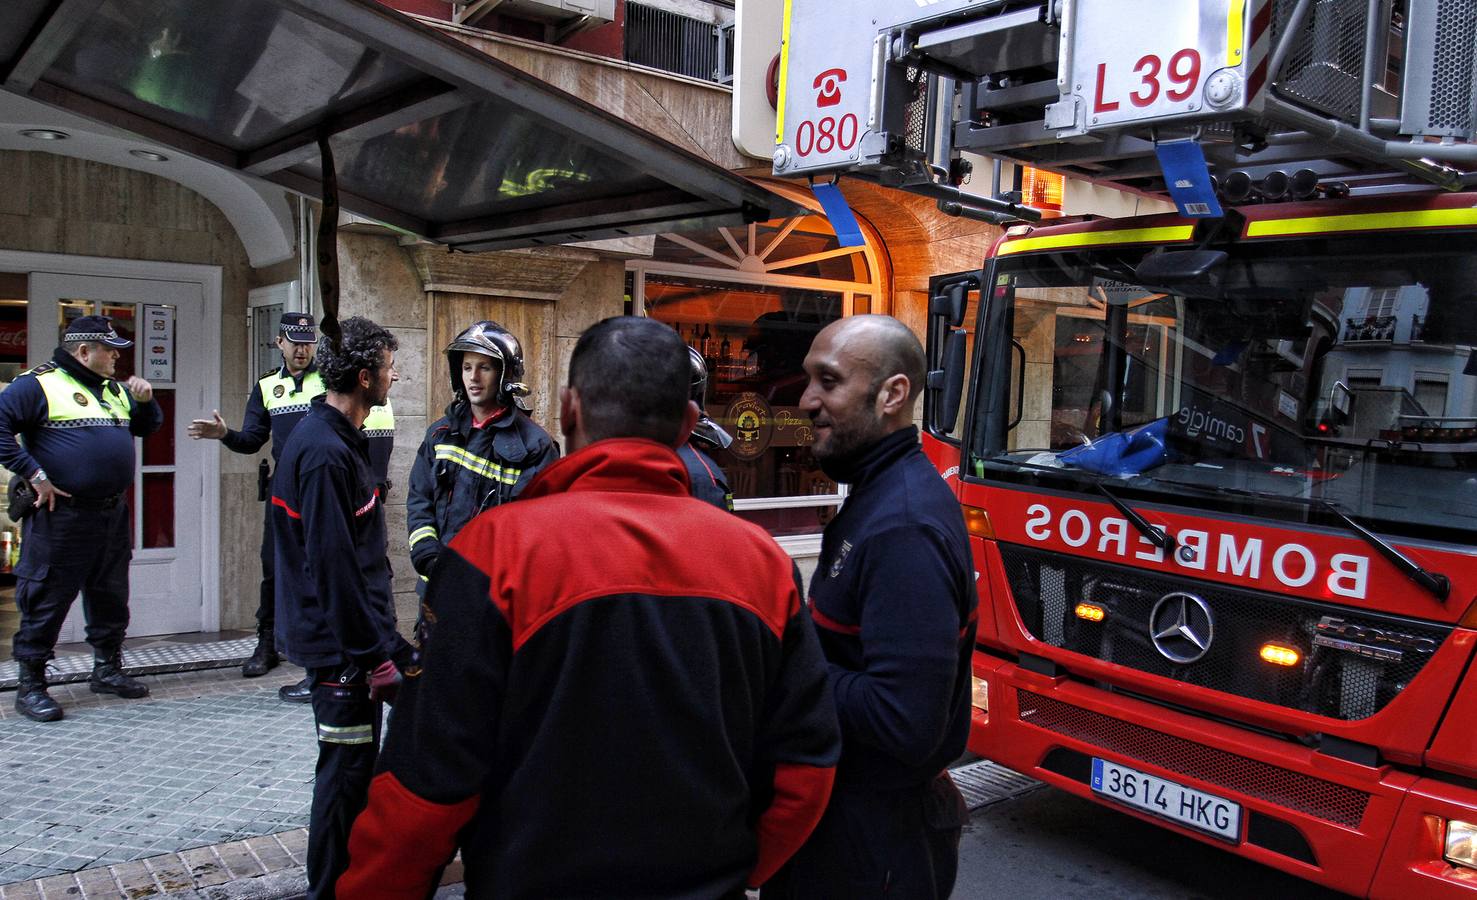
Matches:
[1414,378,1448,417]
[1364,287,1399,319]
[631,201,881,537]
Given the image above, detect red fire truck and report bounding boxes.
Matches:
[773,0,1477,895]
[925,189,1477,897]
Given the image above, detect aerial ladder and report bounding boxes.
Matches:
[773,0,1477,221]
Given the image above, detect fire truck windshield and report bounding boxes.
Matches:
[968,228,1477,544]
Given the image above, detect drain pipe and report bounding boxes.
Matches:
[297,195,313,316]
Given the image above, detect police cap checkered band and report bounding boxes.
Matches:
[63,315,133,348]
[279,312,317,343]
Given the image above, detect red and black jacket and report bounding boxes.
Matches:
[339,439,840,899]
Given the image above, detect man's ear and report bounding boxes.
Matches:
[672,400,700,448]
[559,386,578,442]
[876,373,911,417]
[358,367,372,390]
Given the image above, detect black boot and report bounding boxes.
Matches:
[278,674,312,703]
[242,630,279,678]
[15,659,63,722]
[88,652,149,699]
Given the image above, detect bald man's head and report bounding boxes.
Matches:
[800,315,926,463]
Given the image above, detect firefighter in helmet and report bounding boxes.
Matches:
[680,346,734,511]
[406,321,558,587]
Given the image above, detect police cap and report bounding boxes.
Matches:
[279,313,317,343]
[64,315,133,348]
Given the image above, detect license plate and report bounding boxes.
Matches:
[1091,758,1241,841]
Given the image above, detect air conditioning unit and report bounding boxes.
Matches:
[454,0,616,29]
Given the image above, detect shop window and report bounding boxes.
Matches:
[0,276,24,659]
[631,201,883,537]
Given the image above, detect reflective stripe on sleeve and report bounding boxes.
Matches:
[409,526,438,549]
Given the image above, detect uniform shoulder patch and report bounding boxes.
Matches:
[24,363,55,377]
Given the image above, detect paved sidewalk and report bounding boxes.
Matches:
[0,663,1034,899]
[0,667,317,898]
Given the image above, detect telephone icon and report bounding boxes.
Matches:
[813,68,846,108]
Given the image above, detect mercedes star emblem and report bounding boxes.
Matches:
[1149,592,1214,664]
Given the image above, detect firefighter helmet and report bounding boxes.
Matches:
[687,346,733,450]
[445,320,530,410]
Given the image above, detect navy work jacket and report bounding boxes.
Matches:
[271,398,397,671]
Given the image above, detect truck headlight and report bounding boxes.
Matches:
[1445,819,1477,870]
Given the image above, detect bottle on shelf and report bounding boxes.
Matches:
[719,334,731,360]
[700,324,713,357]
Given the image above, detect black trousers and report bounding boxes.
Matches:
[255,499,274,632]
[307,665,382,900]
[11,501,131,662]
[764,772,967,900]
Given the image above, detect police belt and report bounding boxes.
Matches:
[55,492,126,511]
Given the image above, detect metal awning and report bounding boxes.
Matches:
[1,0,793,251]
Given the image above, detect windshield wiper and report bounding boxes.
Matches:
[981,455,1176,554]
[1095,482,1176,555]
[1125,477,1452,602]
[1313,499,1450,602]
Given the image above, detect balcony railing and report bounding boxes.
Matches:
[1345,315,1397,341]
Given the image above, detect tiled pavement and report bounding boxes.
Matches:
[0,657,1031,899]
[0,667,316,897]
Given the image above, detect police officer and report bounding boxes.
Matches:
[405,321,556,586]
[679,346,734,511]
[0,315,163,722]
[189,313,323,679]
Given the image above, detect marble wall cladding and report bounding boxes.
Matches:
[393,590,420,643]
[219,473,267,633]
[1,149,262,630]
[337,232,429,331]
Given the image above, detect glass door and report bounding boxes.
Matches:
[27,274,205,640]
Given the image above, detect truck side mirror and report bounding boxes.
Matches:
[930,282,968,328]
[927,329,968,433]
[1328,381,1353,426]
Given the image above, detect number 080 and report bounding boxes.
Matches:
[795,113,859,157]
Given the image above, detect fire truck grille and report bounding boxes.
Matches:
[1017,689,1371,828]
[998,544,1451,721]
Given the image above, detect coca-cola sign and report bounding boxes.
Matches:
[0,321,25,359]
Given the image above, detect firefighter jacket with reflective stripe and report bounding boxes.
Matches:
[0,348,163,497]
[806,426,977,793]
[338,439,841,899]
[405,402,557,578]
[271,398,397,671]
[222,364,326,463]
